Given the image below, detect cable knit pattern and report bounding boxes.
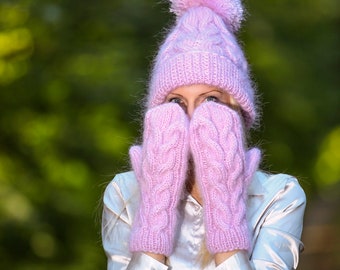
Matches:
[147,0,257,128]
[190,102,261,253]
[129,103,189,255]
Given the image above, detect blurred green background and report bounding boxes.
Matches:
[0,0,338,269]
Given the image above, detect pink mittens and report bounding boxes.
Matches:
[190,102,261,254]
[130,101,260,255]
[129,103,189,256]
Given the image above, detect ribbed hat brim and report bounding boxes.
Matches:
[148,51,256,128]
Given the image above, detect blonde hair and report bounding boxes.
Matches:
[199,239,214,268]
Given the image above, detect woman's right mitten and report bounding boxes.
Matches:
[129,103,189,256]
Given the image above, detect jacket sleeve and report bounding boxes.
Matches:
[216,175,306,270]
[250,176,306,269]
[102,174,170,270]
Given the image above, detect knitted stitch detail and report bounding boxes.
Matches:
[147,4,257,128]
[129,103,189,255]
[190,102,261,253]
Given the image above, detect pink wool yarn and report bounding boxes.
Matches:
[190,102,261,253]
[129,103,189,255]
[147,0,257,128]
[170,0,244,32]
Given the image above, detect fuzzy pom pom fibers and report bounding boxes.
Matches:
[169,0,244,31]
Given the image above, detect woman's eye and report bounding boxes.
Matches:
[168,97,182,104]
[205,96,218,102]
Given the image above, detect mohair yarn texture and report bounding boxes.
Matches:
[190,102,261,253]
[129,103,189,255]
[147,0,257,128]
[170,0,244,31]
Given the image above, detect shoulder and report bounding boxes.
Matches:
[103,171,140,215]
[262,171,305,199]
[249,171,306,212]
[248,172,306,236]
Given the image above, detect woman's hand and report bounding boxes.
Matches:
[190,102,261,255]
[129,103,190,256]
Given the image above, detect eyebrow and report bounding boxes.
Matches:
[168,92,183,96]
[199,89,223,97]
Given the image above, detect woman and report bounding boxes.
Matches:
[102,0,306,269]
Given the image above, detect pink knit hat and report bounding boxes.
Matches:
[147,0,257,128]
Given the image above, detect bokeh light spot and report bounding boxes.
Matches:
[30,232,57,258]
[315,127,340,187]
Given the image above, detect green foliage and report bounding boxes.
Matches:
[0,0,338,268]
[242,0,339,195]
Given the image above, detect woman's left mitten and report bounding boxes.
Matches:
[129,103,189,256]
[190,102,261,254]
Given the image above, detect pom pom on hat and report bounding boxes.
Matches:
[170,0,244,32]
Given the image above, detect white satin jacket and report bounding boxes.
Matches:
[102,171,306,269]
